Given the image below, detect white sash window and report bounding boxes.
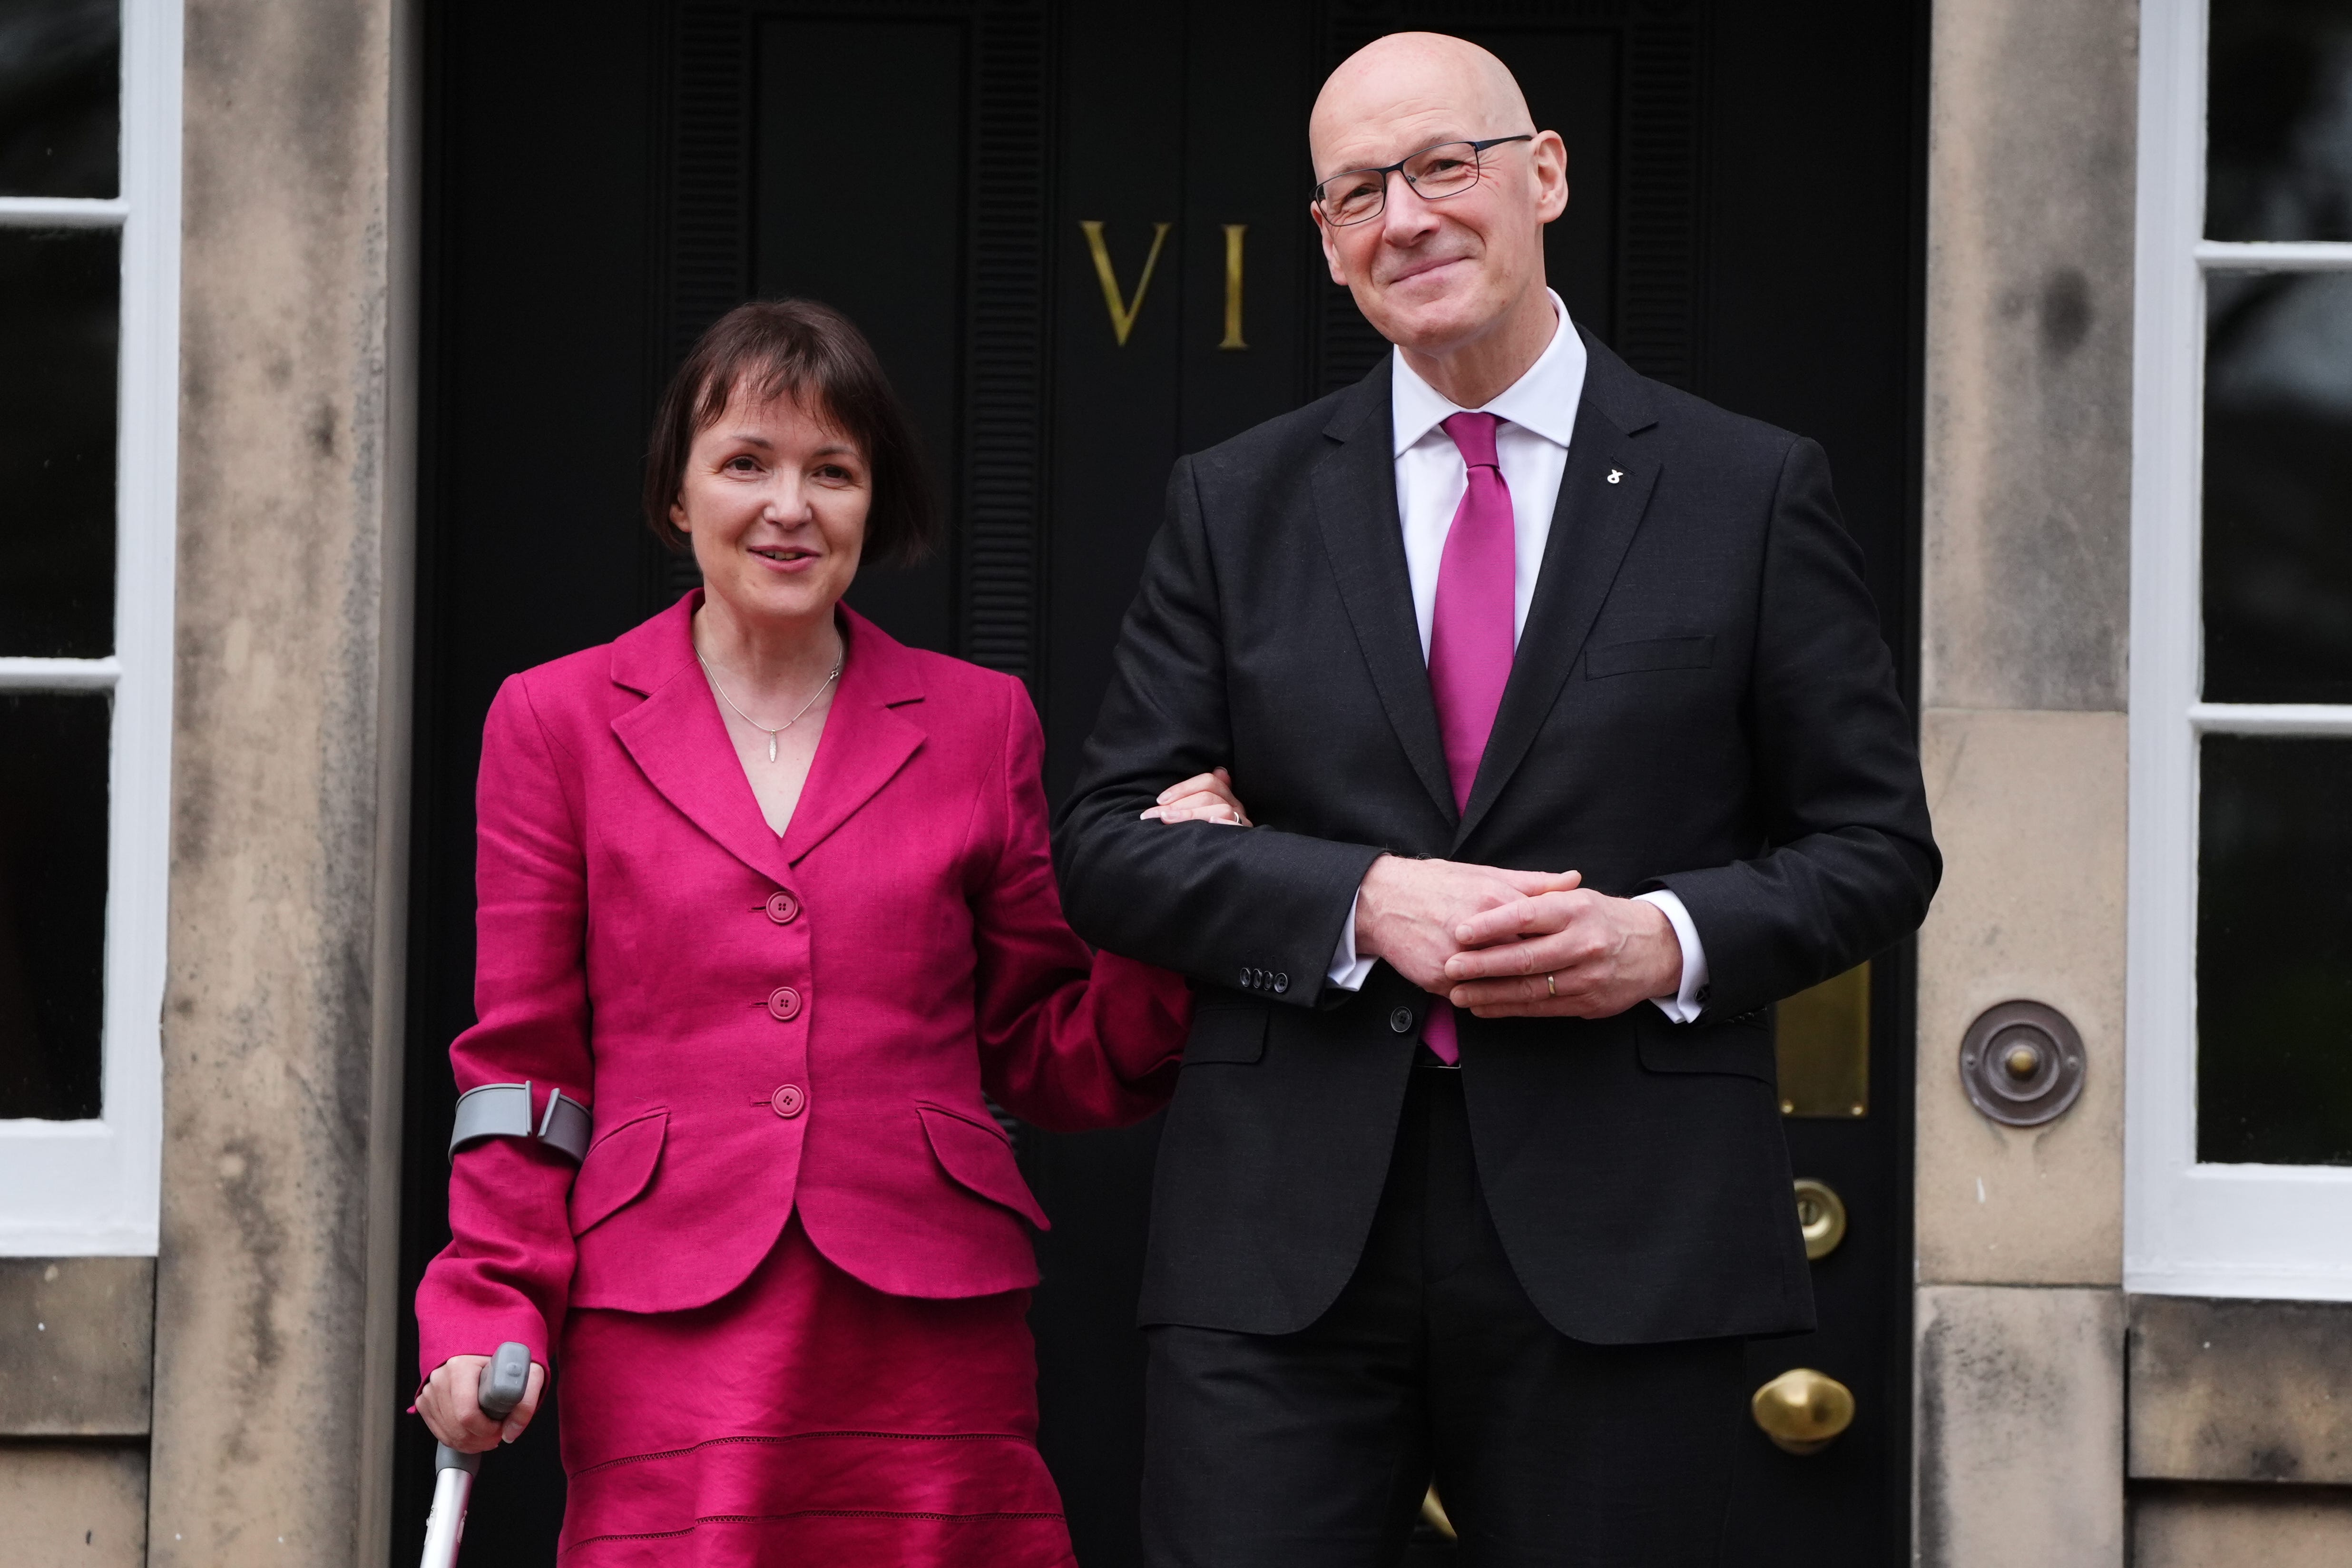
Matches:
[0,0,179,1253]
[2129,0,2352,1298]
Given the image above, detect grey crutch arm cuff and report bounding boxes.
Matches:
[449,1081,592,1163]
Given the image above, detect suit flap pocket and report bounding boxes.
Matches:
[918,1103,1050,1230]
[1587,635,1715,678]
[1183,1000,1269,1064]
[569,1109,667,1235]
[1637,1017,1778,1085]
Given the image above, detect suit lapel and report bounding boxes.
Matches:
[1310,361,1457,823]
[778,608,926,866]
[609,594,801,888]
[1453,333,1663,851]
[607,598,927,883]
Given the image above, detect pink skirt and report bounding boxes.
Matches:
[555,1217,1075,1567]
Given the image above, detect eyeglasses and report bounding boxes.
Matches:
[1311,136,1536,227]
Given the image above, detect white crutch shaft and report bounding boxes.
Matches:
[418,1464,475,1568]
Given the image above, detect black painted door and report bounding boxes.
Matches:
[397,3,1923,1562]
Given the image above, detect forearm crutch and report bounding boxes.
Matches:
[418,1340,532,1568]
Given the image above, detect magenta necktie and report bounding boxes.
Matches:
[1420,411,1517,1065]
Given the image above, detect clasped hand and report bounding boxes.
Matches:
[1356,854,1683,1020]
[1136,777,1680,1019]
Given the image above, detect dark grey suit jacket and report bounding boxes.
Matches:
[1053,330,1939,1343]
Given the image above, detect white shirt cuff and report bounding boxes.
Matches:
[1326,890,1377,991]
[1635,890,1709,1023]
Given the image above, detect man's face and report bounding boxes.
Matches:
[1309,54,1567,358]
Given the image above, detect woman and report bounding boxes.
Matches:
[414,300,1248,1565]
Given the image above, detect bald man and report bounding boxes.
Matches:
[1054,33,1937,1566]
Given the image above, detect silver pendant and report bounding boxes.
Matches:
[767,733,779,763]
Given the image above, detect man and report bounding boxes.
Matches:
[1053,32,1938,1567]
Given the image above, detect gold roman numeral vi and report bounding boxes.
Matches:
[1079,220,1172,347]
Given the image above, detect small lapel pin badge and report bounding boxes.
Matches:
[1606,468,1624,484]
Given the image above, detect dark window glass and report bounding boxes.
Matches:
[0,0,117,198]
[2198,735,2352,1165]
[0,692,109,1120]
[2208,0,2352,241]
[2203,270,2352,703]
[0,225,117,658]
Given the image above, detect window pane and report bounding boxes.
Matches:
[2203,270,2352,703]
[0,225,116,658]
[2207,0,2352,241]
[0,0,118,198]
[0,693,109,1120]
[2198,735,2352,1166]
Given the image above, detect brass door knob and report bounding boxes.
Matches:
[1793,1177,1847,1261]
[1750,1367,1855,1455]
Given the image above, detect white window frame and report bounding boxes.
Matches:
[2128,0,2352,1300]
[0,0,180,1254]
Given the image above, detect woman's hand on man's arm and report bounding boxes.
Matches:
[1139,766,1251,827]
[416,1353,548,1453]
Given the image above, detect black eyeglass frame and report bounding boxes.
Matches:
[1310,135,1538,226]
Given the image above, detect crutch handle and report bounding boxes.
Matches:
[479,1341,533,1422]
[420,1341,533,1568]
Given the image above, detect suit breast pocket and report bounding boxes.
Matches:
[1585,635,1715,679]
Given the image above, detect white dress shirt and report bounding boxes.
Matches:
[1323,292,1711,1023]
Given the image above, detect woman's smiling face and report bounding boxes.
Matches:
[669,382,869,631]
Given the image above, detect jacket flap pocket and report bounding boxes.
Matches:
[1637,1016,1778,1085]
[568,1110,667,1235]
[1184,1000,1269,1065]
[918,1103,1050,1230]
[1587,635,1715,678]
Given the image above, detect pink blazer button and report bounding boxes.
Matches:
[771,1084,805,1118]
[764,891,800,924]
[765,986,802,1021]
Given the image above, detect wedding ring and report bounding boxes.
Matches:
[1546,972,1557,998]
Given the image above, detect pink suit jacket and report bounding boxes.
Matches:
[415,593,1187,1379]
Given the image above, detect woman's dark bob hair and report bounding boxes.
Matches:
[642,299,941,569]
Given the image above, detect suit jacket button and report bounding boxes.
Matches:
[764,891,800,924]
[1238,966,1253,989]
[766,986,802,1021]
[1389,1006,1414,1035]
[771,1083,805,1117]
[1273,972,1290,994]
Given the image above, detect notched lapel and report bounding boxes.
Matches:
[778,698,924,866]
[1310,367,1457,823]
[611,661,800,889]
[1453,391,1662,852]
[779,611,926,865]
[606,598,925,884]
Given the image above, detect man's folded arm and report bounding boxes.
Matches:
[1648,437,1941,1020]
[1053,457,1383,1005]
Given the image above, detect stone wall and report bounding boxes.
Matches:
[0,0,412,1560]
[0,1259,154,1567]
[1915,0,2136,1559]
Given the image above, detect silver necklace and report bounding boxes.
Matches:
[697,647,842,762]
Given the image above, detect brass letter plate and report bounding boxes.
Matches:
[1775,962,1871,1117]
